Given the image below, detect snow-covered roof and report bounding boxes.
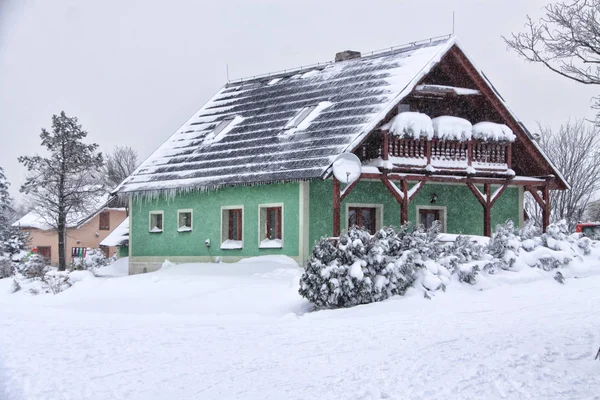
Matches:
[12,195,123,231]
[100,217,129,247]
[116,35,567,194]
[117,36,457,194]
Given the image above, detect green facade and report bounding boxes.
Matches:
[130,179,520,266]
[308,180,520,249]
[131,183,300,258]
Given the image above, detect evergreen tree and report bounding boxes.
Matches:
[0,166,28,260]
[19,112,104,271]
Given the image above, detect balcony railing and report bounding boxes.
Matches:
[382,137,511,169]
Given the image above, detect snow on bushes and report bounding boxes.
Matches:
[300,220,600,309]
[299,223,443,308]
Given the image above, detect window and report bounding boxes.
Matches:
[258,204,283,248]
[37,246,51,261]
[348,207,377,234]
[213,116,235,137]
[417,206,447,232]
[149,211,164,233]
[285,106,317,129]
[177,209,193,232]
[99,211,110,230]
[221,206,243,249]
[210,115,244,143]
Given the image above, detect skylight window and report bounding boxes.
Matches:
[213,116,235,137]
[206,115,244,144]
[283,101,332,133]
[285,106,317,129]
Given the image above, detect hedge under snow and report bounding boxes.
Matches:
[299,220,599,308]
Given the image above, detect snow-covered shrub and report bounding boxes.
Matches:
[22,254,48,279]
[577,236,592,255]
[518,219,541,240]
[0,257,13,278]
[485,220,520,272]
[11,279,21,293]
[534,255,571,271]
[541,220,569,250]
[44,271,71,294]
[451,235,485,263]
[456,263,480,285]
[71,248,112,271]
[300,224,443,308]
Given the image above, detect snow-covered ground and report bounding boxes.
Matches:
[1,255,600,399]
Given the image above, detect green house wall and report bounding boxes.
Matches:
[308,180,520,249]
[128,179,520,273]
[130,182,300,259]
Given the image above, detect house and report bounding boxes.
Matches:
[13,198,127,266]
[115,35,568,274]
[99,217,129,258]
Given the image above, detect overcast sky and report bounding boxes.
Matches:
[1,0,597,200]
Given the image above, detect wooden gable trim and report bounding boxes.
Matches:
[448,46,567,190]
[343,43,566,191]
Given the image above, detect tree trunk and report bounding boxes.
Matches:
[57,210,66,271]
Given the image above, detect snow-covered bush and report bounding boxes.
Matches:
[44,271,72,294]
[71,248,112,271]
[299,224,442,308]
[0,257,13,278]
[22,254,48,279]
[485,220,520,272]
[541,220,570,250]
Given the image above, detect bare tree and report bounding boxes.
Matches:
[584,200,600,221]
[504,0,600,109]
[102,145,139,189]
[19,112,104,271]
[525,120,600,228]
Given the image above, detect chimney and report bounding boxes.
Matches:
[335,50,361,62]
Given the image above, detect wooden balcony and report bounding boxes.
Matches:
[375,136,512,172]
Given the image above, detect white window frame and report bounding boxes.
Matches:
[148,211,164,233]
[177,209,193,232]
[220,205,244,249]
[416,205,447,233]
[344,203,384,233]
[257,203,284,249]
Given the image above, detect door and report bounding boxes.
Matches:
[419,209,440,230]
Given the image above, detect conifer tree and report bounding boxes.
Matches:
[19,112,104,270]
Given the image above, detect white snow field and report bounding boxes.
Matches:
[1,255,600,400]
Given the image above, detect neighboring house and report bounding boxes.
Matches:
[115,35,568,274]
[100,217,129,258]
[12,199,127,266]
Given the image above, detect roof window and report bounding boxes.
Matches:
[203,115,244,145]
[283,101,332,132]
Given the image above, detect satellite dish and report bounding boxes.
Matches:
[333,153,362,184]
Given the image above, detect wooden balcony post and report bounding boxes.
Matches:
[506,143,512,169]
[467,140,473,166]
[542,182,550,232]
[426,140,432,164]
[401,179,409,225]
[382,130,389,161]
[483,183,491,237]
[333,178,341,237]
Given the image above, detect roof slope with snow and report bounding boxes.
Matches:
[100,217,129,247]
[117,37,456,194]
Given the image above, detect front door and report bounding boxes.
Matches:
[419,209,440,230]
